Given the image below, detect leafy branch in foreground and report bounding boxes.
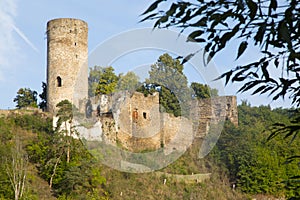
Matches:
[141,0,300,107]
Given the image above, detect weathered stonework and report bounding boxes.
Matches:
[77,91,237,153]
[191,96,238,137]
[46,18,238,154]
[46,18,88,114]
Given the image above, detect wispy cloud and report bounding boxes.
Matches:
[0,0,39,82]
[0,0,18,81]
[12,24,39,53]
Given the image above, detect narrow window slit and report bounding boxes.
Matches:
[57,76,62,87]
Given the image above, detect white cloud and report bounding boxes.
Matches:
[0,0,18,81]
[0,0,39,82]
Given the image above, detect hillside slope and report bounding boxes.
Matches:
[1,106,299,199]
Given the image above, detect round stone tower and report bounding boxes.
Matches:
[46,18,88,114]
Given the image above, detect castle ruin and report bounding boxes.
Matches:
[46,18,238,153]
[46,18,88,114]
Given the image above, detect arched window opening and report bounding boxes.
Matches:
[57,76,62,87]
[132,109,138,122]
[227,104,231,110]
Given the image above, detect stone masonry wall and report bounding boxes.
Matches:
[47,18,88,114]
[78,92,237,153]
[191,96,238,137]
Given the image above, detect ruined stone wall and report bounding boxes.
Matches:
[87,95,112,117]
[191,96,238,137]
[118,92,160,138]
[47,18,88,114]
[87,92,193,152]
[78,92,238,153]
[116,113,193,153]
[108,91,162,151]
[45,18,239,154]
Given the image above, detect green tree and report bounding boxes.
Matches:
[88,66,101,97]
[23,111,107,198]
[38,82,47,111]
[56,100,73,127]
[55,100,76,164]
[190,82,218,99]
[117,71,140,92]
[143,53,191,117]
[56,160,107,199]
[13,88,38,109]
[88,66,119,96]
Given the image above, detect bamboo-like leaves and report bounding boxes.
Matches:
[236,41,248,59]
[246,0,258,19]
[268,0,278,15]
[214,70,233,86]
[141,0,300,106]
[141,0,166,15]
[187,30,205,43]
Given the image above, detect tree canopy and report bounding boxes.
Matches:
[141,53,191,116]
[117,71,140,92]
[211,103,300,198]
[56,99,73,127]
[141,0,300,107]
[191,82,218,99]
[38,82,47,111]
[13,88,38,109]
[88,66,119,96]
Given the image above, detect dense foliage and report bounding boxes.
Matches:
[88,66,119,96]
[117,71,140,92]
[13,88,38,109]
[211,102,300,199]
[0,110,107,199]
[190,82,218,99]
[0,117,14,199]
[0,103,299,199]
[27,129,107,199]
[38,82,47,111]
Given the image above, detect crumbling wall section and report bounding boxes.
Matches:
[78,93,238,153]
[191,96,238,137]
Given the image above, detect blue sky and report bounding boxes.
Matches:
[0,0,291,109]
